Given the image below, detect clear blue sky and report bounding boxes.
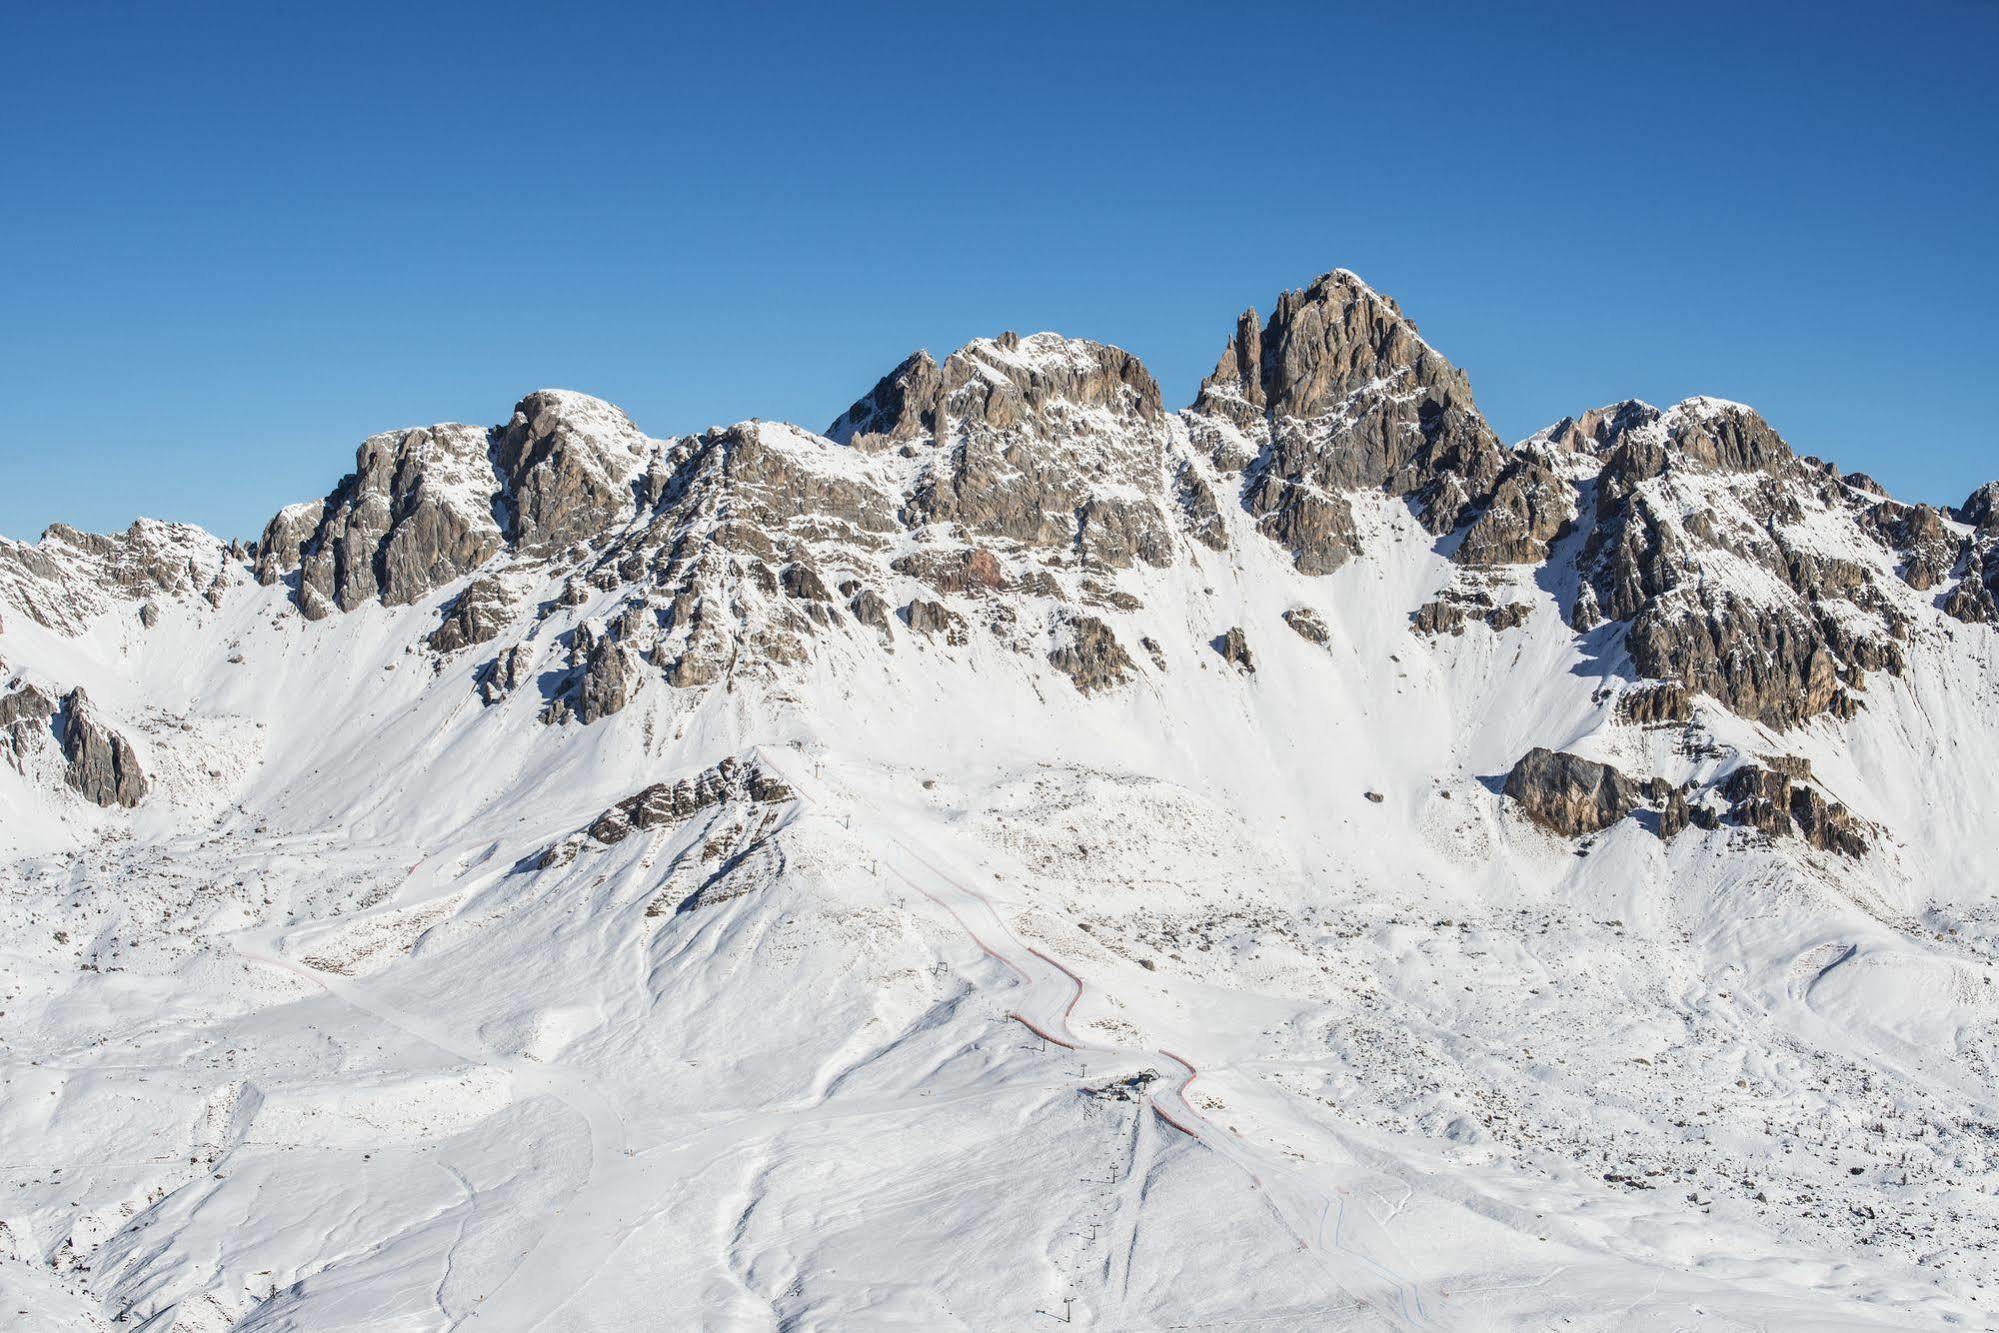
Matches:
[4,1,1994,541]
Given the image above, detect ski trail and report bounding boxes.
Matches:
[754,747,1439,1330]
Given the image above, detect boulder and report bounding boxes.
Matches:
[1502,747,1642,837]
[1213,627,1255,674]
[1282,608,1329,644]
[902,599,967,645]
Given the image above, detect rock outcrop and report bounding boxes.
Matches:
[277,423,504,620]
[0,682,54,771]
[477,643,535,706]
[56,688,147,808]
[429,577,514,654]
[259,391,651,621]
[1282,608,1329,644]
[903,600,966,645]
[1,521,231,635]
[1616,682,1693,725]
[1566,398,1906,729]
[1721,762,1868,857]
[1503,748,1642,837]
[1048,615,1135,694]
[586,758,791,846]
[536,758,794,867]
[576,637,640,724]
[1212,627,1255,674]
[1413,590,1531,636]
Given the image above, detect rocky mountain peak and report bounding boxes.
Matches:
[825,351,943,447]
[830,335,1160,450]
[1191,268,1506,574]
[1531,400,1661,454]
[948,332,1162,427]
[1658,396,1795,474]
[1958,480,1999,533]
[255,389,658,619]
[1223,269,1466,427]
[494,389,654,551]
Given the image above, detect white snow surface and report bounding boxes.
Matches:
[3,408,1999,1332]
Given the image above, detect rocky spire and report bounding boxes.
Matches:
[1191,269,1506,574]
[258,390,654,620]
[825,351,943,447]
[1958,481,1999,533]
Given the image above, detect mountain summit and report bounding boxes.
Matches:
[3,271,1997,1328]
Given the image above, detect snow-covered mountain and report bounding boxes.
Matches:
[5,269,1999,1330]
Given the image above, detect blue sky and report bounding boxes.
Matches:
[3,1,1994,540]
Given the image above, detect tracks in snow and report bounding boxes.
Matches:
[755,747,1440,1330]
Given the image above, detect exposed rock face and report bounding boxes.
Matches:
[1190,270,1506,574]
[1,683,54,770]
[550,757,792,860]
[1863,499,1959,591]
[1658,787,1691,840]
[903,599,966,645]
[280,423,503,620]
[1412,590,1531,636]
[429,577,513,653]
[1720,763,1868,857]
[478,643,535,706]
[1617,682,1692,725]
[891,548,1008,596]
[1048,615,1135,694]
[1667,399,1794,473]
[1212,627,1255,674]
[836,333,1176,570]
[848,589,893,637]
[493,390,649,552]
[575,636,640,724]
[1503,747,1642,837]
[1941,484,1999,625]
[259,391,653,621]
[1959,482,1999,533]
[1,520,232,635]
[1455,456,1575,567]
[1533,400,1659,455]
[780,563,833,602]
[1282,608,1329,644]
[1175,463,1228,551]
[1568,399,1906,729]
[825,351,946,448]
[56,688,147,808]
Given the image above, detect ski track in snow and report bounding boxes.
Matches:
[758,748,1438,1331]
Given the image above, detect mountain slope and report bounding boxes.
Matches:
[3,271,1998,1330]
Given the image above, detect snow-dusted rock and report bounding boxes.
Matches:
[1502,746,1642,835]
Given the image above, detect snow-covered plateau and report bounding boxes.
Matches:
[5,269,1999,1330]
